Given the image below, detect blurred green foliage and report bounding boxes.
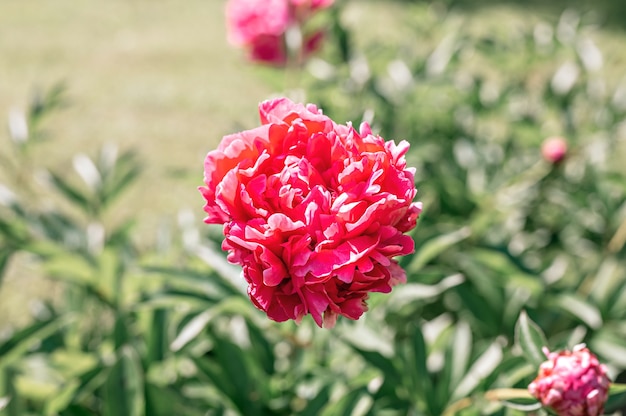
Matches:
[2,1,626,415]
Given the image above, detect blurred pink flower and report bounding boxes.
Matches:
[200,98,421,327]
[542,136,568,163]
[225,0,333,65]
[528,344,610,416]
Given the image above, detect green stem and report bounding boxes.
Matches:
[442,388,533,416]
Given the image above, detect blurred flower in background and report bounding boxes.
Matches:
[200,97,421,327]
[225,0,334,65]
[542,136,568,164]
[528,344,611,416]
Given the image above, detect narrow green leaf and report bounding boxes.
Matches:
[71,364,110,404]
[0,316,70,368]
[514,311,548,367]
[102,158,142,208]
[319,387,367,416]
[194,245,247,294]
[406,323,436,413]
[451,340,503,400]
[102,346,145,416]
[193,357,236,410]
[47,171,90,210]
[211,334,262,415]
[455,284,499,332]
[300,384,333,416]
[146,308,168,363]
[245,318,275,375]
[387,274,464,306]
[406,227,471,273]
[450,321,472,389]
[590,331,626,367]
[120,346,145,416]
[0,248,14,284]
[605,383,626,413]
[553,293,603,329]
[143,265,243,298]
[44,380,80,416]
[170,310,213,352]
[501,399,542,412]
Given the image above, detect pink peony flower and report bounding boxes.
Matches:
[226,0,290,46]
[542,136,568,164]
[200,98,421,327]
[528,344,611,416]
[225,0,333,66]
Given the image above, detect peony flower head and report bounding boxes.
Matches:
[225,0,333,66]
[200,98,421,327]
[528,344,611,416]
[542,136,568,164]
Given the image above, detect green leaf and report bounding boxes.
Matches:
[170,310,213,352]
[245,318,275,375]
[143,265,243,298]
[120,346,145,416]
[146,308,168,363]
[455,284,499,333]
[451,340,503,400]
[0,247,15,284]
[387,273,465,307]
[299,383,333,416]
[553,293,603,329]
[319,387,367,416]
[194,245,247,294]
[348,346,402,389]
[590,331,626,367]
[405,323,437,414]
[514,311,548,368]
[450,321,472,390]
[47,171,90,211]
[44,379,81,416]
[0,316,71,369]
[406,227,471,273]
[605,383,626,413]
[102,345,145,416]
[193,333,265,415]
[500,398,542,412]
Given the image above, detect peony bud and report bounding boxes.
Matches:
[528,344,610,416]
[542,136,568,164]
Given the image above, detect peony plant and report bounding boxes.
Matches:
[199,97,421,327]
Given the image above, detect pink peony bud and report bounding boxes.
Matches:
[541,136,568,164]
[200,98,421,328]
[528,344,611,416]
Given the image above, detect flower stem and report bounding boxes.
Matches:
[442,388,533,416]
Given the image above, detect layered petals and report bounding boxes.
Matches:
[200,97,421,327]
[529,344,611,416]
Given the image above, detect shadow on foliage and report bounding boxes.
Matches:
[414,0,626,29]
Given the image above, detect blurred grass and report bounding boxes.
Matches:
[0,0,274,233]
